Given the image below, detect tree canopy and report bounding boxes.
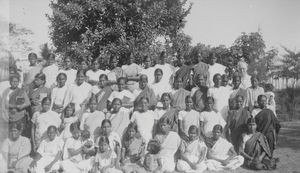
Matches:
[48,0,192,65]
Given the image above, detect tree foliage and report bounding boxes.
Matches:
[48,0,192,65]
[278,47,300,79]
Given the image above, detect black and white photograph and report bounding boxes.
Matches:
[0,0,299,172]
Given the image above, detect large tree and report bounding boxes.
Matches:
[48,0,192,65]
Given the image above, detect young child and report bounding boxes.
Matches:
[80,96,106,141]
[178,95,202,141]
[51,73,68,113]
[108,77,136,108]
[61,122,93,173]
[91,136,122,173]
[143,140,162,173]
[177,125,208,172]
[59,103,78,141]
[130,97,156,144]
[30,126,64,173]
[31,97,61,151]
[121,122,146,173]
[106,98,131,138]
[206,125,244,171]
[199,97,226,138]
[81,129,95,160]
[264,83,276,116]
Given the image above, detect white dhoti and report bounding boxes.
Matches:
[206,155,244,171]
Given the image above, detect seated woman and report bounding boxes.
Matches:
[59,103,78,142]
[30,126,64,173]
[108,77,136,108]
[50,73,69,114]
[92,74,113,112]
[150,68,172,101]
[61,122,94,173]
[225,95,251,152]
[170,76,191,111]
[177,125,207,172]
[206,125,244,171]
[0,123,33,173]
[121,122,146,173]
[154,116,181,172]
[133,75,157,111]
[106,98,131,138]
[239,118,277,170]
[254,95,280,156]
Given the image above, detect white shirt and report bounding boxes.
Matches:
[208,63,226,87]
[108,90,136,102]
[65,82,92,111]
[38,137,64,158]
[86,69,107,81]
[43,64,59,88]
[200,111,226,137]
[139,67,156,84]
[178,110,201,135]
[208,86,231,120]
[51,85,69,108]
[59,69,77,86]
[131,110,156,143]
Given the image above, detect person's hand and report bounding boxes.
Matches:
[44,164,53,172]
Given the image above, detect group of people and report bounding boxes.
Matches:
[0,51,281,173]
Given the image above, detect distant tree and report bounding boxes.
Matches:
[189,43,211,64]
[232,31,265,64]
[48,0,192,65]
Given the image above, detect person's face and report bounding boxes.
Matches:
[232,77,241,89]
[99,142,110,153]
[213,75,222,87]
[89,100,97,112]
[99,76,107,88]
[65,106,74,118]
[185,98,193,110]
[140,99,149,112]
[197,53,203,63]
[161,95,170,109]
[111,58,118,68]
[258,96,267,109]
[212,128,222,140]
[102,122,112,135]
[42,100,51,112]
[197,75,205,87]
[188,129,198,141]
[57,74,66,88]
[236,97,244,109]
[112,100,121,113]
[10,77,19,89]
[240,67,247,75]
[251,78,259,88]
[92,60,100,71]
[29,56,37,66]
[118,79,126,91]
[144,57,151,68]
[248,123,257,133]
[139,77,148,89]
[48,58,55,65]
[65,58,72,69]
[211,55,217,65]
[76,72,85,85]
[174,78,183,89]
[9,128,20,141]
[177,56,185,66]
[80,61,88,70]
[128,54,135,64]
[34,77,44,87]
[222,76,228,86]
[72,129,81,140]
[160,122,170,134]
[128,128,136,139]
[154,71,163,83]
[206,99,214,111]
[47,128,57,141]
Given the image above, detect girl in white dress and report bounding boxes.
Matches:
[65,69,92,112]
[200,97,226,138]
[151,68,172,101]
[51,73,68,113]
[90,136,122,173]
[86,58,107,86]
[59,103,78,141]
[30,126,64,173]
[130,97,156,144]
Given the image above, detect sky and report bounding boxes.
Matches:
[0,0,299,58]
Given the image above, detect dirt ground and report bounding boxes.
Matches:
[202,121,300,173]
